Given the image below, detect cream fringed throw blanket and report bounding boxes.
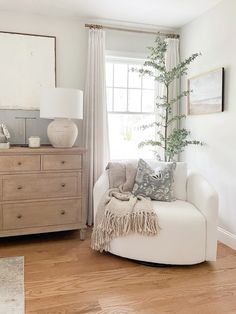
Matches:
[91,189,160,252]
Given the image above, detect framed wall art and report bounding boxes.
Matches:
[0,31,56,110]
[188,67,224,115]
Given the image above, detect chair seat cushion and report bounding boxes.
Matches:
[108,200,206,265]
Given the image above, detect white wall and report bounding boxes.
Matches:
[0,11,88,90]
[106,29,155,57]
[0,12,157,87]
[0,11,157,145]
[0,11,88,144]
[180,0,236,247]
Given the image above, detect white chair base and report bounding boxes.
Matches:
[93,163,218,265]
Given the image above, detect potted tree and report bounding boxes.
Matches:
[135,37,202,161]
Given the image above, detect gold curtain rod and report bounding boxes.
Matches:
[85,23,180,39]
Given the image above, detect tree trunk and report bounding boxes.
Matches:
[164,85,169,162]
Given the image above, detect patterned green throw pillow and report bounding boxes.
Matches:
[132,159,176,202]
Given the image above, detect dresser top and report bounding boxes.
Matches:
[0,145,87,155]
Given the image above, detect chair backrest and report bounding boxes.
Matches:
[109,159,188,201]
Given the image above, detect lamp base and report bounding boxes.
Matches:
[47,118,78,148]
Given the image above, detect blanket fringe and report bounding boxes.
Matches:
[91,211,160,252]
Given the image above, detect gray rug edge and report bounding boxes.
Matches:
[0,255,25,314]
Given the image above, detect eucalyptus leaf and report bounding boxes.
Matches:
[136,36,202,161]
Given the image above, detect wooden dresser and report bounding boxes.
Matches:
[0,146,87,239]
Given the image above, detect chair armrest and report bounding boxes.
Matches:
[93,170,109,219]
[187,172,218,261]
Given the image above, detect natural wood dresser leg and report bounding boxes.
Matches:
[79,228,86,241]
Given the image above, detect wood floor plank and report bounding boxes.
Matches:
[0,228,235,313]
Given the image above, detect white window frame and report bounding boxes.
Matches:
[106,56,155,115]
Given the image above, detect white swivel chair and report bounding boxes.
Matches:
[93,162,218,265]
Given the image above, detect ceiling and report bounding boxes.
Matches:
[0,0,223,28]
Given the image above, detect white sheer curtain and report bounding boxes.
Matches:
[83,28,110,226]
[156,38,180,160]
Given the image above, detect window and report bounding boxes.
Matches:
[106,58,156,160]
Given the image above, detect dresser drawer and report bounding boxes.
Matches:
[2,199,81,230]
[2,173,80,201]
[42,154,82,171]
[0,155,40,172]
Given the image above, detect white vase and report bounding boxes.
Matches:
[47,118,78,148]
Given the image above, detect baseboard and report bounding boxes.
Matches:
[218,227,236,250]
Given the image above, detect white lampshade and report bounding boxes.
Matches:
[40,87,83,119]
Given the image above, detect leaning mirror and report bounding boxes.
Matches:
[0,31,56,110]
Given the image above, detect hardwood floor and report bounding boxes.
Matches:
[0,228,235,314]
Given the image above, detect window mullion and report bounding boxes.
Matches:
[112,63,114,112]
[126,64,129,112]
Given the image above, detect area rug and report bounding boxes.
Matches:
[0,256,24,314]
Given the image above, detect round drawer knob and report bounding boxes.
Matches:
[17,214,22,219]
[61,161,65,164]
[17,186,23,190]
[60,210,65,215]
[18,162,22,166]
[61,183,66,187]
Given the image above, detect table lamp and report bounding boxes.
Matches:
[40,87,83,148]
